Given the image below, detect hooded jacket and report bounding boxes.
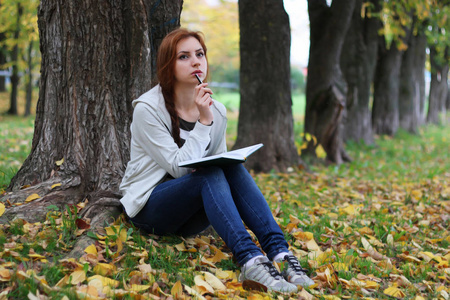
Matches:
[120,84,228,218]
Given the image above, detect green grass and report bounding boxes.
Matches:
[1,89,449,299]
[0,114,34,190]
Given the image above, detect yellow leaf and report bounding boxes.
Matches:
[0,268,11,282]
[332,262,349,272]
[292,231,314,241]
[25,194,40,202]
[51,183,62,189]
[105,225,127,242]
[128,284,151,292]
[84,244,98,255]
[174,242,187,251]
[87,275,119,288]
[171,280,184,298]
[341,204,358,216]
[55,158,64,166]
[0,202,5,217]
[384,285,406,298]
[69,270,86,285]
[203,271,226,291]
[93,263,116,276]
[184,284,206,300]
[316,144,326,158]
[194,275,214,294]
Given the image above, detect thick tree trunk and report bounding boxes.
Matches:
[341,0,380,145]
[372,37,403,135]
[305,0,355,164]
[2,0,182,227]
[427,46,449,124]
[7,4,22,116]
[234,0,300,172]
[399,21,426,133]
[24,40,34,117]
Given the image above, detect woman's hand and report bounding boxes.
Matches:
[195,83,214,125]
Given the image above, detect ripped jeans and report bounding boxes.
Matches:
[129,164,289,266]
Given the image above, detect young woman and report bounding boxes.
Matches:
[119,28,314,293]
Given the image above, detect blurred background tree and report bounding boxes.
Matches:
[0,0,40,116]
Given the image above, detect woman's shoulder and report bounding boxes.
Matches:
[132,85,164,109]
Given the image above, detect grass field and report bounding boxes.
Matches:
[0,90,449,299]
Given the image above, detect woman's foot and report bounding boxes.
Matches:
[279,254,315,287]
[240,256,297,293]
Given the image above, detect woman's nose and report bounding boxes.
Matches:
[192,57,201,66]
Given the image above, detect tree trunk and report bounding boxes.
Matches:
[341,0,380,145]
[1,0,182,233]
[427,46,449,125]
[234,0,300,172]
[0,42,6,92]
[304,0,355,164]
[415,33,427,124]
[399,20,426,133]
[372,37,404,135]
[7,4,22,116]
[24,40,34,117]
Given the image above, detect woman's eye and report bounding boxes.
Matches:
[196,52,204,57]
[179,55,188,60]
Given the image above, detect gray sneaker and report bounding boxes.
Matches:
[280,254,315,287]
[239,256,298,293]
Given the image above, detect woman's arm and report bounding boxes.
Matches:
[132,103,212,178]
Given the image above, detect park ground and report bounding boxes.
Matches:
[0,90,449,299]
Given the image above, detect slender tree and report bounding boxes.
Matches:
[235,0,299,172]
[304,0,356,163]
[427,46,449,124]
[399,18,426,133]
[1,0,183,256]
[6,3,22,115]
[341,0,381,145]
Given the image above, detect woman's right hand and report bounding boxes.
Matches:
[195,83,214,125]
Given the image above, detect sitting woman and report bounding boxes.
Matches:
[119,28,314,293]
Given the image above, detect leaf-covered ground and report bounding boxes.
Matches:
[0,125,449,300]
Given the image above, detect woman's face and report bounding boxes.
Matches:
[174,37,207,85]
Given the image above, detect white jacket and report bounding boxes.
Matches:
[119,84,228,218]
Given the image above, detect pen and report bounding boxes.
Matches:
[195,74,213,104]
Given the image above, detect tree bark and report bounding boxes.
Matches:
[24,40,34,117]
[399,20,426,133]
[0,42,6,92]
[341,0,380,145]
[2,0,182,228]
[7,3,22,116]
[415,33,427,124]
[427,46,449,124]
[304,0,355,164]
[372,37,404,135]
[234,0,300,172]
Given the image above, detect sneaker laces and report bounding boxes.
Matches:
[285,255,308,275]
[260,261,283,279]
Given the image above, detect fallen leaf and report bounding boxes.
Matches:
[0,202,5,217]
[384,285,406,298]
[69,270,86,285]
[171,280,184,298]
[55,158,64,166]
[25,193,40,203]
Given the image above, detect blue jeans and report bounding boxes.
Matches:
[130,164,289,265]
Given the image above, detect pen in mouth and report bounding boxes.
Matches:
[194,74,203,85]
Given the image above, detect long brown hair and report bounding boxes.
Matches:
[157,28,208,147]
